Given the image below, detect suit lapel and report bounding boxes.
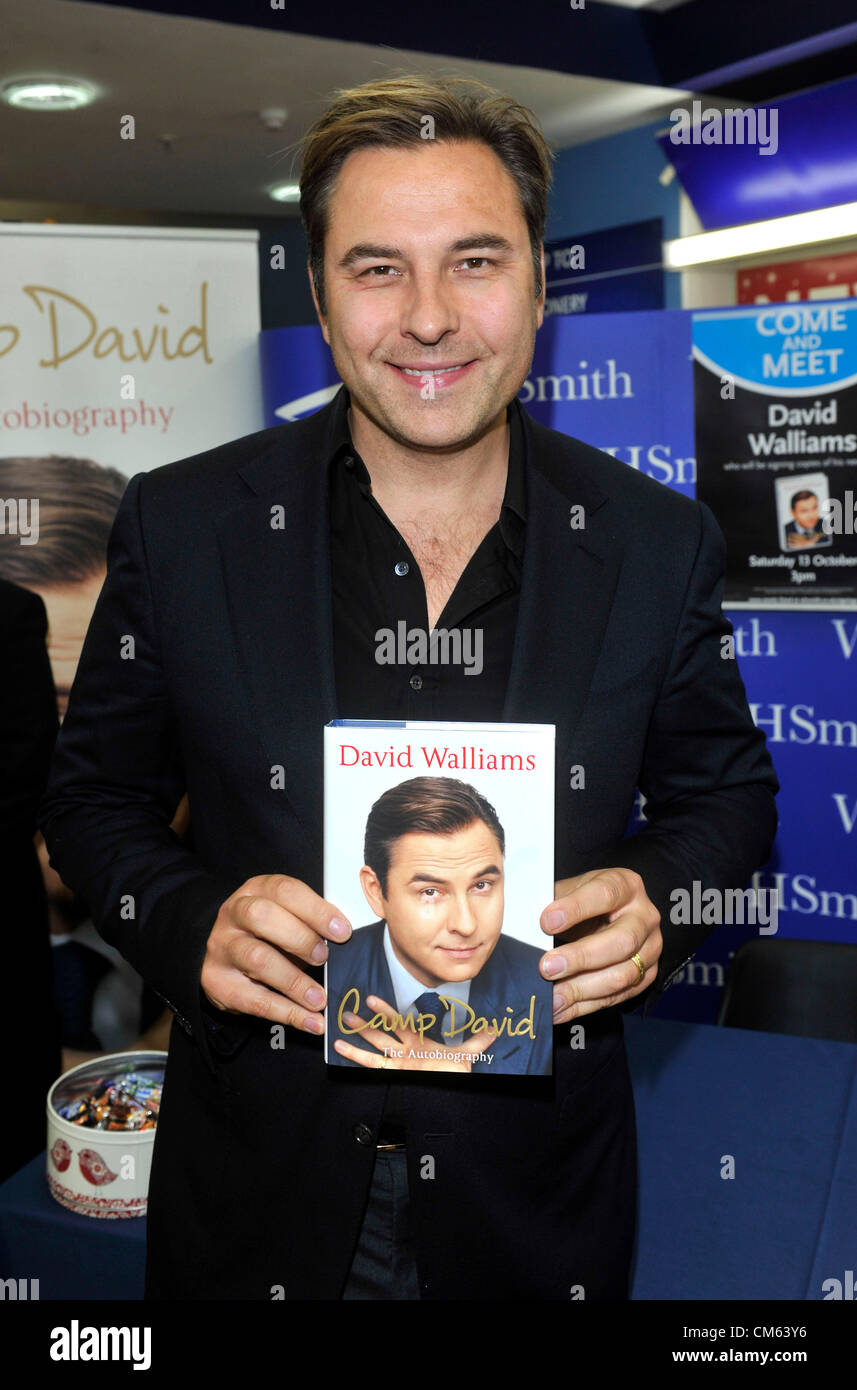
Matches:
[503,406,624,778]
[215,405,339,854]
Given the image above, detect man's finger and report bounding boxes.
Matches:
[209,975,326,1034]
[541,914,650,980]
[341,1009,399,1053]
[551,955,657,1020]
[541,869,640,936]
[366,993,434,1045]
[238,875,353,946]
[229,895,336,967]
[228,930,327,1010]
[333,1038,391,1069]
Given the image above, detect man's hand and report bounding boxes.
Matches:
[539,868,662,1023]
[333,995,496,1072]
[200,873,352,1034]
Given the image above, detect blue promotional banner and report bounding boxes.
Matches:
[260,309,857,1023]
[543,218,664,317]
[693,302,857,608]
[518,307,695,498]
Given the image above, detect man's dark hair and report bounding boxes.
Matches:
[790,489,817,510]
[298,73,554,317]
[0,454,127,586]
[364,776,505,895]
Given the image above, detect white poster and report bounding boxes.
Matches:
[0,223,263,476]
[0,225,263,1062]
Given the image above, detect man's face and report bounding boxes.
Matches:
[312,138,544,453]
[793,496,819,530]
[361,820,505,988]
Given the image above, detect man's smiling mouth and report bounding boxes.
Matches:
[392,362,474,374]
[386,360,477,385]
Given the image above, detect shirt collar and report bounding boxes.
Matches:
[327,385,526,557]
[382,924,471,1016]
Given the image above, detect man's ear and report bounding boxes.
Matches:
[359,864,385,920]
[308,263,330,344]
[535,243,546,330]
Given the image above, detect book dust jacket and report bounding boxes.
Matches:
[324,720,555,1077]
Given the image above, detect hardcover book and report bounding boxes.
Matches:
[324,719,555,1076]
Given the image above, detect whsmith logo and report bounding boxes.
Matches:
[750,703,857,747]
[600,444,695,487]
[671,953,734,989]
[831,619,857,659]
[519,359,632,404]
[752,871,857,922]
[732,619,777,657]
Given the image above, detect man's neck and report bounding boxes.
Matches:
[346,400,510,527]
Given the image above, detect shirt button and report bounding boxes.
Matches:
[352,1122,374,1147]
[394,561,409,576]
[409,674,423,691]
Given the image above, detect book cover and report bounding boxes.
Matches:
[324,719,555,1076]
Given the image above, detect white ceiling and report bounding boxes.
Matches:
[0,0,691,218]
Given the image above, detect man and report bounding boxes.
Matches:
[39,75,778,1300]
[784,488,830,549]
[328,775,553,1075]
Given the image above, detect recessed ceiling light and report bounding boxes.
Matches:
[1,78,97,111]
[269,183,300,203]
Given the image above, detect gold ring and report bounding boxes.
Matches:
[630,952,645,983]
[377,1057,389,1069]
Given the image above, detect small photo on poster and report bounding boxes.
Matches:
[775,472,833,553]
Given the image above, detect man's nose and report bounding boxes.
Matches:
[447,899,478,937]
[399,272,459,343]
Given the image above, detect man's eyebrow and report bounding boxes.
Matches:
[448,235,515,257]
[337,234,516,271]
[407,864,502,886]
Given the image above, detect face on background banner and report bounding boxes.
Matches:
[0,454,126,720]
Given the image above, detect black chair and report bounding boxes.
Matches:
[716,938,857,1042]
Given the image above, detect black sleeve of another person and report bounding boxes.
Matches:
[0,579,62,1181]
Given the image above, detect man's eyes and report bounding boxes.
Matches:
[359,258,495,278]
[418,881,494,898]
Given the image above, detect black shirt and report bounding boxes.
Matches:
[327,386,528,1128]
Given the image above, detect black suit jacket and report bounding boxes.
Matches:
[327,920,553,1075]
[38,387,778,1299]
[2,580,61,1182]
[784,519,829,544]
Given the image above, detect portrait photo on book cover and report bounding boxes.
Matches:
[775,471,833,552]
[326,773,553,1076]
